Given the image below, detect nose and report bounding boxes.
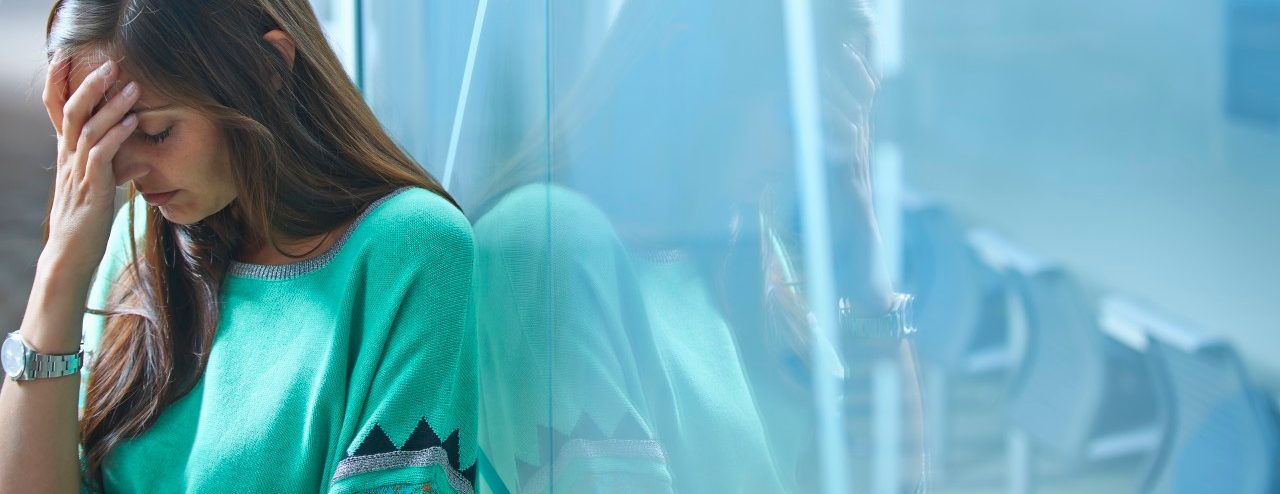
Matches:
[112,156,151,188]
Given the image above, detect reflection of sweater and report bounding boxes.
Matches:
[80,187,478,494]
[474,184,800,493]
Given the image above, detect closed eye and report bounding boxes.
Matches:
[143,127,172,145]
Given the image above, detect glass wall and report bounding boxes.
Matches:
[324,0,1280,492]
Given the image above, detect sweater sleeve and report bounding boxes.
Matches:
[326,193,479,494]
[472,185,676,493]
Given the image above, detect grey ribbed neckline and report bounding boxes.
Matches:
[227,187,412,280]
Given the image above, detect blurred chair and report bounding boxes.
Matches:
[900,195,1009,478]
[997,244,1163,494]
[1103,298,1280,494]
[904,196,1009,372]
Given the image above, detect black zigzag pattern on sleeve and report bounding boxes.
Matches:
[334,418,477,493]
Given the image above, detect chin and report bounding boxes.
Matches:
[155,206,203,226]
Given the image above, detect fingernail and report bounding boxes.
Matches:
[122,81,138,97]
[122,113,137,127]
[98,60,114,77]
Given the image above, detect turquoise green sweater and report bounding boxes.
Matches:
[79,187,477,493]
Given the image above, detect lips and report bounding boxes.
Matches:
[141,190,177,206]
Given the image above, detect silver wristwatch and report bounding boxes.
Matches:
[839,292,916,340]
[2,331,84,382]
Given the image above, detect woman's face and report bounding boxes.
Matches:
[67,58,237,225]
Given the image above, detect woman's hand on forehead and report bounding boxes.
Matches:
[63,57,134,114]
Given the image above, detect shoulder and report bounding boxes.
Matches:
[364,186,472,243]
[472,183,621,261]
[356,186,475,264]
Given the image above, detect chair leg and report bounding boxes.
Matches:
[925,365,949,481]
[1008,427,1034,494]
[873,358,904,494]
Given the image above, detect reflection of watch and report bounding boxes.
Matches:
[839,293,915,340]
[2,332,84,382]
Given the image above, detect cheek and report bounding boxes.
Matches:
[181,132,236,195]
[162,131,218,168]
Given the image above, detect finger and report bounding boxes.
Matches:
[821,43,877,120]
[76,81,140,155]
[841,42,879,101]
[62,60,117,152]
[42,53,70,135]
[85,113,139,188]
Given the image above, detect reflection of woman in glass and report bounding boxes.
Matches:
[473,1,922,492]
[0,1,477,492]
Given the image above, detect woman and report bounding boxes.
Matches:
[0,1,477,492]
[470,1,924,492]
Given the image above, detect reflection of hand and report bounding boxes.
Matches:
[822,41,878,205]
[819,42,895,315]
[40,56,143,285]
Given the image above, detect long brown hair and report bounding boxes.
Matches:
[43,0,458,485]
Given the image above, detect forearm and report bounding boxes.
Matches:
[0,255,92,493]
[838,204,896,316]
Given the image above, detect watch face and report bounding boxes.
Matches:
[2,335,26,378]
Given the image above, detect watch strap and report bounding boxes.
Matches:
[839,293,916,340]
[23,350,84,380]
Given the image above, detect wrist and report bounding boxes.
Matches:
[35,250,96,293]
[839,292,915,340]
[22,259,93,355]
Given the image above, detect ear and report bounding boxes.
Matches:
[262,29,296,90]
